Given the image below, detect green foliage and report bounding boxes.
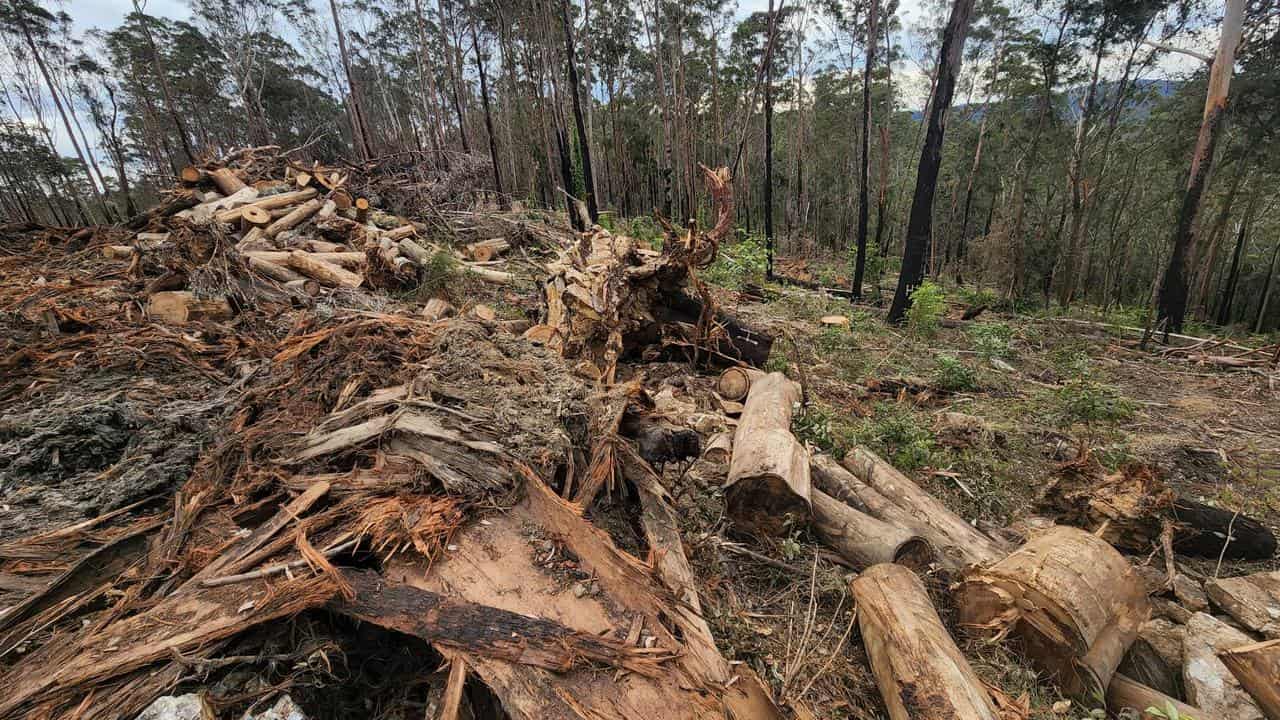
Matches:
[1050,346,1093,377]
[932,354,977,392]
[705,236,768,290]
[793,402,859,456]
[1145,701,1194,720]
[968,323,1014,360]
[1055,377,1136,424]
[765,336,792,374]
[906,281,946,336]
[854,240,885,293]
[858,404,936,471]
[416,249,459,298]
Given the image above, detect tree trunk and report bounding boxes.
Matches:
[1256,240,1280,333]
[852,564,1001,720]
[763,0,776,279]
[1220,639,1280,720]
[725,372,810,537]
[560,0,598,223]
[1156,0,1245,333]
[851,0,879,300]
[1216,192,1254,326]
[328,0,374,160]
[470,19,505,201]
[811,489,934,569]
[886,0,977,323]
[1055,42,1105,307]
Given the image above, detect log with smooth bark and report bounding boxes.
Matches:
[465,237,510,261]
[245,255,305,284]
[851,563,1000,720]
[213,188,319,224]
[1220,639,1280,720]
[842,447,1003,568]
[245,251,367,268]
[286,250,363,288]
[263,197,324,240]
[717,366,764,402]
[208,167,247,196]
[811,489,934,569]
[956,525,1148,701]
[725,372,810,535]
[1106,673,1202,720]
[146,291,233,324]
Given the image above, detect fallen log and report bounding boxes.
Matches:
[213,188,319,224]
[810,489,934,570]
[208,167,247,196]
[245,255,305,284]
[1171,498,1276,560]
[717,366,764,402]
[725,372,810,536]
[239,205,271,230]
[851,563,1000,720]
[1220,639,1280,720]
[461,263,514,284]
[286,250,363,288]
[245,250,367,268]
[146,291,234,324]
[956,525,1148,702]
[465,237,510,261]
[263,197,324,240]
[126,189,199,230]
[1106,674,1202,720]
[1205,570,1280,638]
[842,447,1003,568]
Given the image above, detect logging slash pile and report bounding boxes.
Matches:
[1,148,1278,720]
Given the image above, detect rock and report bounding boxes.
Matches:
[1172,573,1210,612]
[1182,612,1264,720]
[1119,618,1186,698]
[136,694,211,720]
[242,694,307,720]
[1152,598,1193,625]
[1205,570,1280,639]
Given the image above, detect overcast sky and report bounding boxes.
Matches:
[46,0,1212,158]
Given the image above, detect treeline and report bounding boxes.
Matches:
[0,0,1277,332]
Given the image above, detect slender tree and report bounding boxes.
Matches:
[560,0,598,222]
[851,0,879,300]
[1156,0,1246,334]
[886,0,977,323]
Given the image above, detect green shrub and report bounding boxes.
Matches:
[859,404,936,471]
[1055,378,1135,424]
[968,322,1014,360]
[1050,346,1092,377]
[933,354,977,392]
[704,236,768,289]
[793,403,858,456]
[416,249,458,297]
[816,325,857,355]
[906,281,946,336]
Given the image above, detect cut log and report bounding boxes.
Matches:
[126,189,199,230]
[703,431,733,463]
[213,188,319,224]
[465,237,511,262]
[355,197,370,222]
[245,251,366,268]
[811,489,934,570]
[332,190,353,210]
[1107,674,1202,720]
[956,525,1149,701]
[819,315,850,327]
[102,245,136,259]
[263,197,324,240]
[179,165,204,184]
[239,205,271,231]
[716,366,765,402]
[421,298,456,322]
[208,167,247,196]
[1220,639,1280,720]
[461,264,514,284]
[384,224,417,241]
[286,250,363,288]
[284,279,320,297]
[842,447,1003,568]
[850,564,1000,720]
[294,170,312,189]
[725,372,810,536]
[246,255,304,284]
[398,238,433,264]
[304,239,347,253]
[1205,570,1280,638]
[146,291,233,324]
[1183,612,1265,720]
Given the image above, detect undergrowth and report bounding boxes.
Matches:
[906,281,946,336]
[705,236,767,289]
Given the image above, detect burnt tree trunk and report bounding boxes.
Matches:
[763,0,776,280]
[469,18,505,201]
[1156,0,1245,333]
[886,0,977,323]
[561,0,599,223]
[851,0,879,301]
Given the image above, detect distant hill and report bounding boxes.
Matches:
[912,78,1184,121]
